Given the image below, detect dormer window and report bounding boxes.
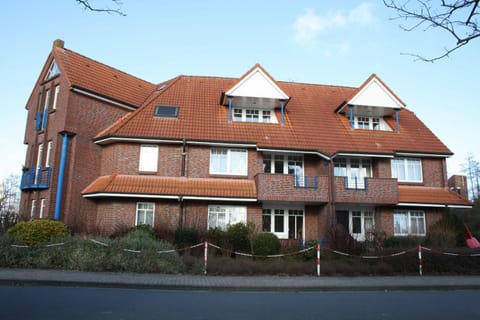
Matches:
[222,64,289,125]
[353,116,390,131]
[45,60,60,80]
[233,108,277,123]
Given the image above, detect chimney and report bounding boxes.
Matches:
[52,39,64,50]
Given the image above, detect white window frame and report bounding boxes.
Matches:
[210,148,248,176]
[136,202,155,226]
[139,145,159,172]
[391,158,423,183]
[39,199,46,218]
[262,205,305,240]
[45,60,60,80]
[31,200,37,218]
[353,116,390,131]
[394,210,426,236]
[52,85,60,110]
[44,89,50,111]
[349,210,375,241]
[35,143,44,184]
[45,141,53,167]
[207,205,247,230]
[232,108,278,124]
[263,153,305,186]
[334,158,372,189]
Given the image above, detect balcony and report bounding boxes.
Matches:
[21,167,51,190]
[255,173,329,203]
[334,176,398,205]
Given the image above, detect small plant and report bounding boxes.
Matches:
[226,223,251,254]
[130,224,156,238]
[324,224,356,253]
[7,219,70,245]
[175,228,199,249]
[384,236,422,248]
[252,232,280,256]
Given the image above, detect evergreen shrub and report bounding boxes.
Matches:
[252,232,280,256]
[7,219,70,245]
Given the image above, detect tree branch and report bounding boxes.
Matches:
[383,0,480,61]
[76,0,126,16]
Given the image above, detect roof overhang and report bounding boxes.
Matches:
[83,192,257,202]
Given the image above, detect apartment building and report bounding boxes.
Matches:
[20,40,471,242]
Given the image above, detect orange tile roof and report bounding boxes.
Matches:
[398,186,471,206]
[82,174,257,199]
[54,47,156,108]
[95,71,452,156]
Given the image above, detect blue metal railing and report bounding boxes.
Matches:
[20,167,51,190]
[345,176,367,190]
[294,175,318,189]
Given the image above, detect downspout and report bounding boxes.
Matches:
[179,139,187,228]
[349,106,354,128]
[329,157,336,227]
[228,96,233,122]
[395,109,400,133]
[54,132,69,220]
[280,100,285,125]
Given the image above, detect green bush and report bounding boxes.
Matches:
[7,219,70,245]
[384,236,422,248]
[252,232,280,256]
[130,224,156,238]
[175,228,199,249]
[427,212,464,248]
[226,223,251,253]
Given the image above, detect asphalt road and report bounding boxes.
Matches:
[1,285,479,319]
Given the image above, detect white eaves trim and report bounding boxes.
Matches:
[333,153,394,159]
[83,193,257,202]
[347,77,404,110]
[397,202,446,208]
[395,152,452,158]
[95,137,184,145]
[71,87,136,111]
[256,147,330,160]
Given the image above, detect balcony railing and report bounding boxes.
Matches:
[345,176,366,190]
[255,173,328,203]
[334,176,398,204]
[21,167,51,190]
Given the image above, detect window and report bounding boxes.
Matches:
[391,158,422,182]
[139,145,158,172]
[45,141,53,167]
[52,86,60,110]
[208,205,247,230]
[35,143,44,184]
[210,148,247,175]
[31,200,37,218]
[349,210,374,241]
[45,60,60,80]
[39,199,46,218]
[263,207,304,240]
[353,116,388,130]
[334,158,372,189]
[245,109,259,122]
[263,153,304,186]
[394,210,425,236]
[232,108,277,123]
[154,105,179,118]
[136,202,154,226]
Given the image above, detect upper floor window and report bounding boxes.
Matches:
[45,60,60,80]
[139,145,158,172]
[52,86,60,110]
[45,141,53,167]
[233,108,277,123]
[210,148,247,175]
[334,158,372,189]
[353,116,390,131]
[391,158,422,182]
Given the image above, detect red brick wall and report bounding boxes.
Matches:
[422,158,447,187]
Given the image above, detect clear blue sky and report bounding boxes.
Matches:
[1,0,478,181]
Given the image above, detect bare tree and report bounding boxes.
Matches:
[76,0,126,16]
[383,0,480,61]
[462,153,480,201]
[0,175,20,233]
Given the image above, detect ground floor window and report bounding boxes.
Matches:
[208,205,247,230]
[262,206,304,240]
[336,209,374,241]
[136,202,155,226]
[394,210,425,236]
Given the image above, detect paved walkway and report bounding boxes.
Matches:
[1,269,480,291]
